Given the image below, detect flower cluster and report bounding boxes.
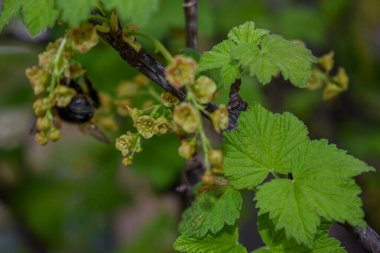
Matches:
[307,51,349,100]
[164,55,230,185]
[26,24,100,145]
[114,75,174,166]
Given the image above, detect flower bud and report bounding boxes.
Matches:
[54,85,76,107]
[133,74,150,87]
[165,55,196,88]
[178,139,196,159]
[307,70,323,91]
[135,115,158,139]
[64,61,85,79]
[209,149,223,167]
[36,116,51,132]
[156,117,171,135]
[210,105,229,133]
[173,102,200,134]
[323,83,343,100]
[190,76,217,104]
[319,51,334,73]
[47,128,61,142]
[202,170,215,185]
[25,66,48,95]
[33,99,49,116]
[333,67,349,90]
[126,106,140,121]
[34,132,48,145]
[122,156,133,167]
[116,81,139,98]
[161,91,180,107]
[69,24,99,53]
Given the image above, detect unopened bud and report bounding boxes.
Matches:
[47,128,61,142]
[178,140,196,159]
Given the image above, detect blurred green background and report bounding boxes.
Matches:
[0,0,379,252]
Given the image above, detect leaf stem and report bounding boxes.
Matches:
[130,31,174,64]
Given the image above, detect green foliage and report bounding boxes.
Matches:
[223,103,374,247]
[0,0,159,35]
[179,187,242,238]
[174,226,247,253]
[253,214,346,253]
[0,0,58,36]
[0,0,22,31]
[223,103,309,189]
[57,0,98,26]
[22,0,58,36]
[197,22,317,87]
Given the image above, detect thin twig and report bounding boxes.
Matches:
[353,225,380,252]
[183,0,198,49]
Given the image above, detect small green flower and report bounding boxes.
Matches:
[47,128,61,142]
[173,102,200,134]
[36,116,51,132]
[156,117,171,135]
[126,106,140,121]
[209,149,223,167]
[69,24,99,53]
[210,105,229,133]
[165,55,196,88]
[135,115,158,139]
[178,139,196,160]
[25,66,48,95]
[133,74,150,87]
[115,132,140,156]
[323,82,342,100]
[319,51,334,73]
[161,91,180,107]
[34,132,48,145]
[190,76,217,104]
[122,156,133,167]
[64,61,86,79]
[333,67,349,90]
[307,70,324,91]
[54,85,76,107]
[33,98,49,116]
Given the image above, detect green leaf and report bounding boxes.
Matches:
[179,187,242,238]
[227,21,269,45]
[221,63,241,87]
[101,0,158,26]
[232,34,317,87]
[197,40,236,71]
[254,214,346,253]
[197,21,316,88]
[0,0,22,31]
[223,103,309,189]
[57,0,97,26]
[197,39,241,86]
[174,227,247,253]
[22,0,58,36]
[254,140,374,246]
